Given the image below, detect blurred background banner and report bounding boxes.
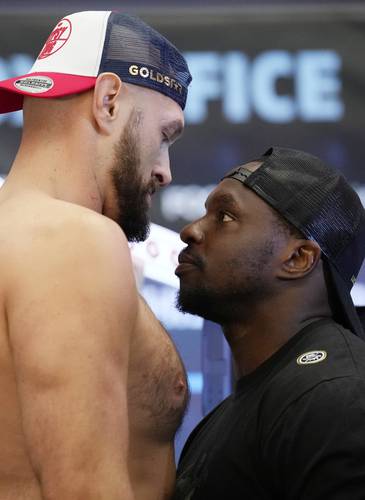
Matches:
[1,0,364,456]
[1,3,365,233]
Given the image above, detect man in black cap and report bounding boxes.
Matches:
[174,147,365,499]
[0,11,191,500]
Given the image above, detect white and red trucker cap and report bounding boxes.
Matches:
[0,11,192,113]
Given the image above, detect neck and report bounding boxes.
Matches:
[3,116,104,213]
[222,280,332,378]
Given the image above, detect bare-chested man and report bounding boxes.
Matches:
[0,11,191,500]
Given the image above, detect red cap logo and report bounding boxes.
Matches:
[38,18,72,59]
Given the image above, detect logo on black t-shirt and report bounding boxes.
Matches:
[296,350,327,365]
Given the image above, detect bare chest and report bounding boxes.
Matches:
[128,323,188,443]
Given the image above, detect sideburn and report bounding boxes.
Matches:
[111,109,151,242]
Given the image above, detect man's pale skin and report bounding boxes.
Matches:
[0,73,188,499]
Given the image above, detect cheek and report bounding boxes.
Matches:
[140,137,163,164]
[141,144,170,181]
[204,236,263,276]
[203,241,241,275]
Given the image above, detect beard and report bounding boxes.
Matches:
[176,241,275,325]
[110,110,157,242]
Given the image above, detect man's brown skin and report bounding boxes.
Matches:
[177,161,333,378]
[0,73,188,499]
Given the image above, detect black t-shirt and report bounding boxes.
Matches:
[173,319,365,499]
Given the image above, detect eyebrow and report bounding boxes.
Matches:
[205,192,241,211]
[163,119,184,142]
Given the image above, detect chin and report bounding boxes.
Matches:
[176,288,220,323]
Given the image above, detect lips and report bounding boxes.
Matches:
[146,185,157,206]
[175,249,202,276]
[147,179,159,197]
[178,251,199,266]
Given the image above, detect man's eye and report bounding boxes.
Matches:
[220,212,234,222]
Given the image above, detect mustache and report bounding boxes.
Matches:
[145,178,159,196]
[178,248,204,269]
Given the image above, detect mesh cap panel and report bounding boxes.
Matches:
[99,13,191,109]
[107,24,162,66]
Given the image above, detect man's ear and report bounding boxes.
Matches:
[278,239,322,280]
[92,73,123,135]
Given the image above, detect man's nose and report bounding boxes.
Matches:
[180,219,204,245]
[154,154,172,187]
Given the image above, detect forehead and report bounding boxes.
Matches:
[139,92,184,143]
[207,177,275,221]
[133,84,184,121]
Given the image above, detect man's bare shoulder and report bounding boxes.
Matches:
[0,194,133,291]
[0,194,128,259]
[3,193,138,345]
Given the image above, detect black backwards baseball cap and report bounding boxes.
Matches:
[223,147,365,339]
[0,11,192,113]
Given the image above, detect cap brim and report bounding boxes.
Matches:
[0,72,97,113]
[324,259,365,340]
